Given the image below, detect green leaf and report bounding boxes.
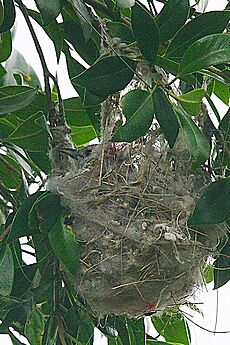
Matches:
[64,97,92,127]
[0,85,38,116]
[25,307,45,345]
[156,0,189,42]
[131,3,159,65]
[152,312,190,345]
[72,56,136,99]
[213,80,230,106]
[69,0,93,41]
[0,31,12,63]
[167,11,230,58]
[62,4,100,65]
[117,0,135,9]
[126,318,146,345]
[0,154,21,189]
[35,0,61,25]
[0,295,19,311]
[107,21,135,43]
[48,221,80,275]
[113,89,155,142]
[177,88,205,116]
[0,0,16,33]
[204,265,214,284]
[70,125,97,147]
[214,239,230,289]
[189,179,230,225]
[175,108,210,168]
[179,34,230,76]
[152,87,179,148]
[0,245,14,296]
[4,49,41,88]
[6,112,49,152]
[29,192,63,233]
[7,192,43,243]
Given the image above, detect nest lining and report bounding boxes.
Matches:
[48,136,225,316]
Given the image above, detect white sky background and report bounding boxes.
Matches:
[1,0,230,344]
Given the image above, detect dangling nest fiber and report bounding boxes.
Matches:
[48,131,226,317]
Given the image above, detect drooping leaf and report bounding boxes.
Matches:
[72,56,136,100]
[0,0,16,33]
[69,0,93,41]
[189,179,230,225]
[175,108,210,168]
[113,89,154,142]
[213,80,230,106]
[0,31,12,63]
[0,85,38,116]
[152,87,179,148]
[48,220,80,275]
[131,3,159,65]
[64,97,93,127]
[35,0,61,25]
[177,88,205,116]
[25,307,45,345]
[156,0,189,42]
[6,112,49,152]
[152,311,190,345]
[62,3,100,65]
[167,10,230,58]
[0,245,14,296]
[107,21,135,43]
[179,34,230,76]
[7,192,43,243]
[214,239,230,289]
[70,125,97,147]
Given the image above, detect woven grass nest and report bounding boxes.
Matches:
[48,131,225,317]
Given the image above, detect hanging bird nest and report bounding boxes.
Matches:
[47,128,226,317]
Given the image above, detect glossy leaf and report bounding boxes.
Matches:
[176,108,210,168]
[107,22,135,43]
[167,11,230,58]
[177,88,205,116]
[72,56,136,99]
[152,87,179,148]
[179,34,230,76]
[113,89,154,142]
[35,0,61,25]
[156,0,189,42]
[214,239,230,289]
[0,245,14,296]
[7,192,43,243]
[0,31,12,63]
[64,97,93,127]
[0,86,38,116]
[131,3,159,65]
[48,221,80,275]
[153,312,190,345]
[6,112,49,152]
[189,179,230,225]
[70,125,97,146]
[25,307,45,345]
[0,0,16,33]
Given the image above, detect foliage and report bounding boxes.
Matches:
[0,0,230,344]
